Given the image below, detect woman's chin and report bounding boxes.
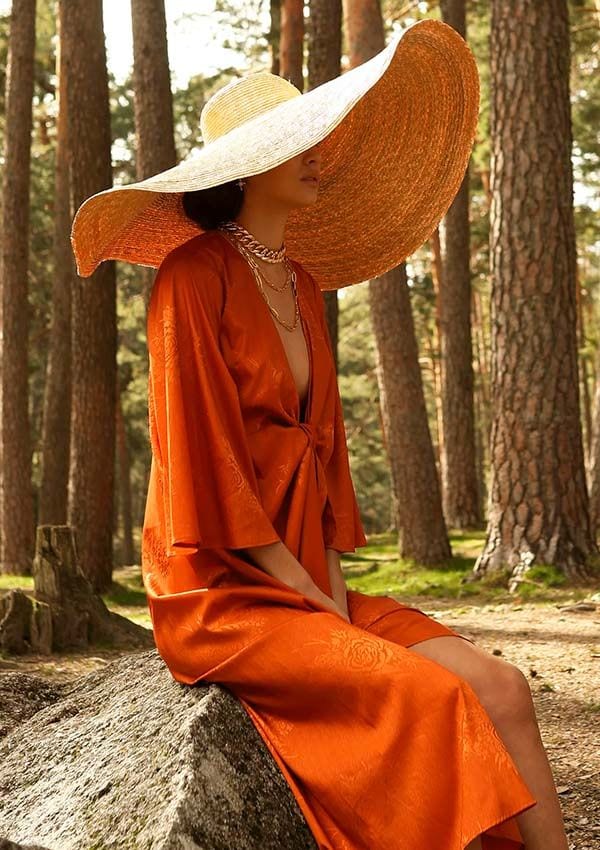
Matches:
[292,194,319,210]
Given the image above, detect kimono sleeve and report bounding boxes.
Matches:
[146,250,281,557]
[306,271,368,553]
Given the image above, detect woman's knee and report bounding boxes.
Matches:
[473,658,536,728]
[409,636,536,727]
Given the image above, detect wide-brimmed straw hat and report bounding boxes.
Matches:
[70,17,479,290]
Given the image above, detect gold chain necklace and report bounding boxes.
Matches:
[219,220,286,263]
[248,254,290,294]
[219,225,300,331]
[218,220,289,292]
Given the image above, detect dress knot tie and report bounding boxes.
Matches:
[299,421,316,448]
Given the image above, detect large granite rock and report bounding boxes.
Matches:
[0,649,317,849]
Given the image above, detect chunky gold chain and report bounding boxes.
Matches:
[219,220,286,263]
[219,230,300,331]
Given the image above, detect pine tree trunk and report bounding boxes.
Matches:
[280,0,304,91]
[131,0,176,181]
[39,5,72,529]
[131,0,177,311]
[342,0,385,65]
[576,264,592,458]
[60,0,117,592]
[587,349,600,540]
[369,267,451,563]
[116,388,134,567]
[476,0,596,579]
[269,0,282,75]
[0,0,37,575]
[430,227,446,474]
[306,0,342,365]
[438,0,481,530]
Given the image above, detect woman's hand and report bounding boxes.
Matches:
[326,547,351,623]
[336,591,350,622]
[300,580,351,622]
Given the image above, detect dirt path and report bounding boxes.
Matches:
[1,594,598,848]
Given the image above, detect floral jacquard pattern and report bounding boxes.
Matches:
[141,524,170,583]
[301,627,399,674]
[160,303,180,373]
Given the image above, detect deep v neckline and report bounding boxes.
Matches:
[219,232,314,424]
[268,278,314,425]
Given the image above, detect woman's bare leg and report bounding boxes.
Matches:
[465,836,483,849]
[408,635,569,850]
[490,710,569,850]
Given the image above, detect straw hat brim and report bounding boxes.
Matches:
[70,18,480,289]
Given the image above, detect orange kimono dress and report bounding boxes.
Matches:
[141,230,537,850]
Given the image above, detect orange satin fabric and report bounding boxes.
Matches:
[141,230,537,850]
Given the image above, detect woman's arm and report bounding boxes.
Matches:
[326,547,350,621]
[243,541,350,620]
[243,540,314,591]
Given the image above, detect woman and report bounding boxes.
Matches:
[71,20,568,850]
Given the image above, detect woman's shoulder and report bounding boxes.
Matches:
[153,231,232,310]
[158,230,230,278]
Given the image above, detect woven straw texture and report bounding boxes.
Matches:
[70,18,480,290]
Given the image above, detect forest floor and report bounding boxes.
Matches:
[0,570,598,849]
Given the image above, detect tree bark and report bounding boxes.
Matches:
[437,0,481,530]
[131,0,176,181]
[0,0,37,575]
[60,0,117,592]
[0,525,153,654]
[280,0,304,91]
[587,348,600,540]
[306,0,342,367]
[476,0,596,580]
[39,4,73,530]
[131,0,177,310]
[369,267,451,562]
[269,0,282,75]
[116,381,134,566]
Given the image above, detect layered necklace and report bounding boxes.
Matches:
[217,220,300,332]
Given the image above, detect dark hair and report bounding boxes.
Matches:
[182,179,244,230]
